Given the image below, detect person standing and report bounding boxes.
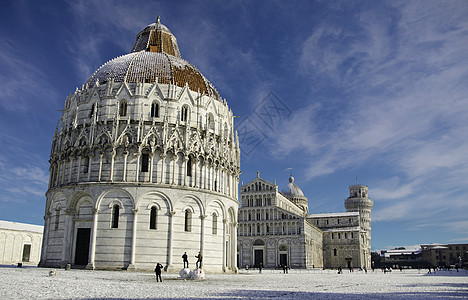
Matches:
[154,263,163,282]
[195,251,203,268]
[182,252,189,268]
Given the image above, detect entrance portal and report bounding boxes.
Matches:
[254,249,263,267]
[280,253,288,266]
[75,228,91,266]
[22,244,31,262]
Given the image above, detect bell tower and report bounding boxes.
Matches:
[345,185,373,268]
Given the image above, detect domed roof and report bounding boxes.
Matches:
[84,17,221,100]
[282,175,306,198]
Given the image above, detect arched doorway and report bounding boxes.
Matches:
[253,239,265,268]
[279,244,288,267]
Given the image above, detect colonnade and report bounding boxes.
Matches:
[238,220,302,236]
[49,150,239,200]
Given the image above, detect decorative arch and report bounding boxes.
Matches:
[95,188,135,210]
[206,199,226,219]
[253,239,265,246]
[177,194,204,216]
[135,190,172,212]
[68,191,94,211]
[108,199,125,211]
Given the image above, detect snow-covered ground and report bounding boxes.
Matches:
[1,266,467,299]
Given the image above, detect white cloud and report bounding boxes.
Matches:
[271,1,468,229]
[0,40,60,112]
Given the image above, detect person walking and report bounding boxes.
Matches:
[182,252,189,268]
[195,251,203,268]
[154,263,163,282]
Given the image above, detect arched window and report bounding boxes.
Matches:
[212,213,217,234]
[334,248,337,256]
[184,209,192,232]
[207,113,214,130]
[111,204,120,228]
[119,101,127,117]
[89,103,95,119]
[181,106,189,122]
[187,156,192,177]
[83,156,90,173]
[141,152,149,172]
[150,206,158,230]
[151,102,160,118]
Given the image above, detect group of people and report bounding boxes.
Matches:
[154,251,204,282]
[182,251,203,269]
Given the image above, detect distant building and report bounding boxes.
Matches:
[380,247,422,268]
[421,243,468,268]
[237,173,373,269]
[0,220,43,266]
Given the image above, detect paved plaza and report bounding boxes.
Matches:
[1,267,467,299]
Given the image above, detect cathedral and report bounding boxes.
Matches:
[39,17,240,272]
[237,173,373,269]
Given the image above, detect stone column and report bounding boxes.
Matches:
[39,213,51,266]
[128,209,138,270]
[201,161,206,189]
[61,209,75,266]
[171,155,177,185]
[87,155,92,181]
[231,222,238,272]
[98,153,104,181]
[123,151,128,182]
[166,211,176,271]
[182,156,187,186]
[110,148,116,182]
[222,218,227,271]
[160,153,166,184]
[61,160,66,185]
[149,153,154,182]
[135,153,141,182]
[86,208,99,270]
[194,158,199,188]
[200,214,206,254]
[77,157,82,182]
[68,158,73,183]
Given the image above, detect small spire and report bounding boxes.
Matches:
[257,171,260,178]
[156,15,161,24]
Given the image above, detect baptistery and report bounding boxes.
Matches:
[40,17,240,272]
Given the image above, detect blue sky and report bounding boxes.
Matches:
[1,0,467,250]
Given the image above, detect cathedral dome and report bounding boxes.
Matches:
[84,17,221,100]
[282,175,305,198]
